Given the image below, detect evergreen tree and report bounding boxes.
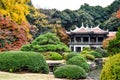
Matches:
[21,32,70,54]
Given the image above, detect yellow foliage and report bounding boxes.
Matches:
[0,9,10,16]
[100,53,120,80]
[0,0,30,24]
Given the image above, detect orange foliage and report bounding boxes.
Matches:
[102,32,116,49]
[54,25,70,45]
[0,15,32,51]
[116,9,120,19]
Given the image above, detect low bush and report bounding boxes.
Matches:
[0,51,49,73]
[89,51,102,58]
[62,52,69,59]
[53,65,87,79]
[65,52,79,61]
[95,48,108,57]
[42,52,63,60]
[100,53,120,80]
[67,56,90,72]
[80,50,90,54]
[81,53,95,61]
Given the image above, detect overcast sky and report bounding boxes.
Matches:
[31,0,115,10]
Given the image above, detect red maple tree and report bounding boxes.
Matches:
[0,15,32,51]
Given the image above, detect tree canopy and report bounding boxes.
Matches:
[107,28,120,55]
[0,0,30,24]
[0,15,31,51]
[21,32,70,53]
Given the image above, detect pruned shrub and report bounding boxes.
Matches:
[65,52,79,61]
[80,50,90,54]
[42,52,63,60]
[95,48,108,57]
[100,53,120,80]
[53,65,87,79]
[0,51,49,73]
[62,52,70,59]
[67,56,90,72]
[81,53,95,61]
[89,51,102,58]
[21,32,70,53]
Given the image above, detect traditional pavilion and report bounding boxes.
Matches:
[67,24,108,52]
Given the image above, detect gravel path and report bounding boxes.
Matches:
[0,71,68,80]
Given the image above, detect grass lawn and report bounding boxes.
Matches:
[0,71,68,80]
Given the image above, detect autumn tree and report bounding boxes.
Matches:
[0,15,31,51]
[102,35,116,49]
[53,25,69,45]
[116,9,120,18]
[0,0,30,24]
[107,28,120,55]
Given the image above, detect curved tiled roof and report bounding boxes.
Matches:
[67,25,108,34]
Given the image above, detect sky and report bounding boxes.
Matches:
[31,0,115,11]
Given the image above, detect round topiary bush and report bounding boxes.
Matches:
[67,56,90,72]
[65,52,79,61]
[53,65,87,79]
[42,52,63,60]
[81,53,95,61]
[89,51,102,58]
[0,51,49,73]
[100,53,120,80]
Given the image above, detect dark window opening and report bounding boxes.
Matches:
[83,37,88,42]
[76,47,81,52]
[98,37,103,42]
[91,47,96,50]
[71,47,74,51]
[76,37,81,42]
[91,37,96,42]
[71,37,74,42]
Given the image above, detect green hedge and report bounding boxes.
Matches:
[67,56,90,72]
[95,48,108,57]
[81,53,95,61]
[65,52,79,61]
[0,51,49,73]
[89,51,102,58]
[100,53,120,80]
[53,65,87,79]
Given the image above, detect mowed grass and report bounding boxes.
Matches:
[0,71,68,80]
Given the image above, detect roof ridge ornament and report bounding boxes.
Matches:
[85,24,89,28]
[107,29,109,32]
[70,29,73,32]
[96,24,100,28]
[75,25,79,29]
[81,23,84,28]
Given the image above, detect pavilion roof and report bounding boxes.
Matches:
[67,24,108,35]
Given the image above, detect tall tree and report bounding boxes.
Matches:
[105,0,120,18]
[80,3,106,25]
[100,13,120,31]
[0,15,31,51]
[107,28,120,55]
[0,0,30,24]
